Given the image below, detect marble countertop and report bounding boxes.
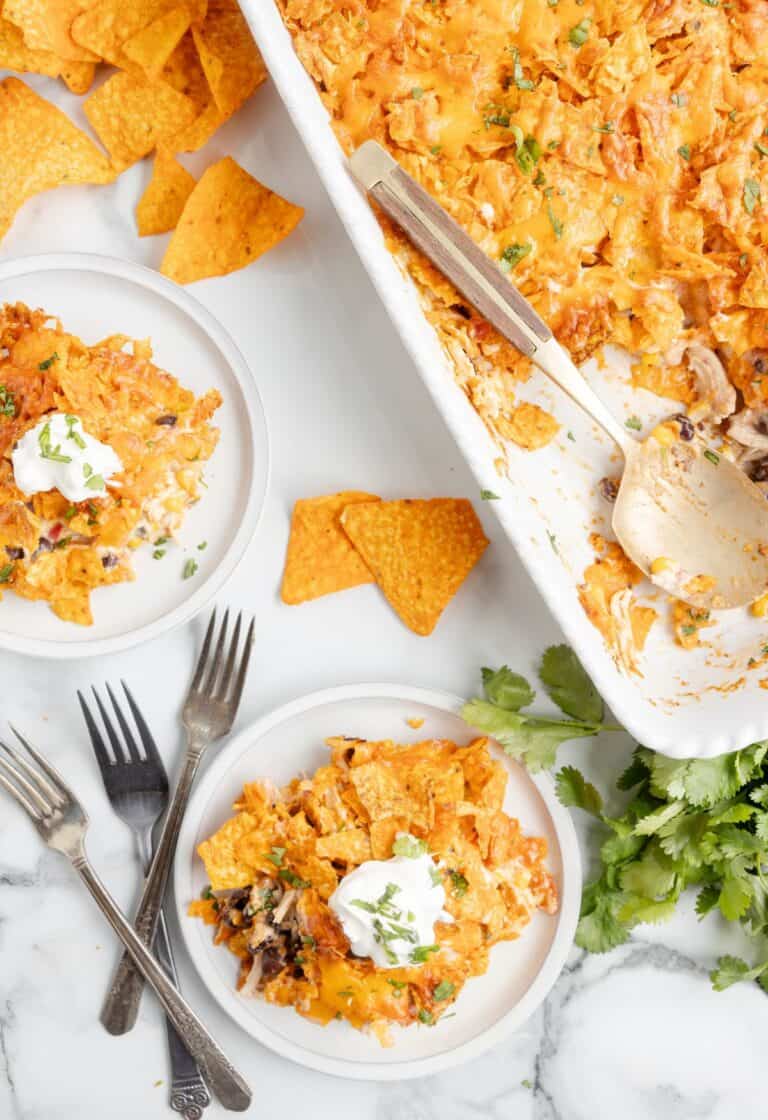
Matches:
[0,72,764,1120]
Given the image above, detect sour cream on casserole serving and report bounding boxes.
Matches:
[12,414,123,503]
[329,833,450,969]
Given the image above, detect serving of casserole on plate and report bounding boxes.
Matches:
[243,0,768,758]
[176,686,579,1080]
[0,254,269,657]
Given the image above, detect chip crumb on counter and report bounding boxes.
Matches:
[406,717,425,729]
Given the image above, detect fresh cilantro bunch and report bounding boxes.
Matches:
[461,644,620,771]
[558,744,768,991]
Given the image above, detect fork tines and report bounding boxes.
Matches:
[190,608,255,706]
[0,726,70,821]
[78,682,167,782]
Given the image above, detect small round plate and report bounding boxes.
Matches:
[0,253,269,657]
[174,684,580,1081]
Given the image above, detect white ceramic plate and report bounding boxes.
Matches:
[0,253,269,658]
[241,1,768,759]
[174,684,580,1081]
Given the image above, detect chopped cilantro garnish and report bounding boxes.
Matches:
[509,47,535,91]
[681,624,698,636]
[38,353,59,371]
[278,868,311,889]
[152,549,166,560]
[611,194,625,206]
[417,1009,434,1025]
[625,415,642,431]
[568,18,591,47]
[515,135,541,175]
[429,865,443,886]
[677,144,691,161]
[483,105,511,129]
[755,142,768,158]
[449,870,469,897]
[65,415,86,449]
[480,489,500,500]
[546,201,563,239]
[430,144,442,155]
[197,540,208,550]
[63,506,77,521]
[393,833,428,858]
[567,430,576,441]
[0,386,15,418]
[433,980,456,1001]
[744,177,761,215]
[671,92,687,107]
[500,241,532,271]
[266,846,286,866]
[411,86,424,100]
[0,562,14,583]
[302,935,317,949]
[593,122,615,134]
[410,944,440,963]
[182,558,199,579]
[38,422,72,464]
[547,529,559,554]
[387,978,407,991]
[703,449,720,465]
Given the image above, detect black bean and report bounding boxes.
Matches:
[750,458,768,484]
[599,477,619,502]
[452,304,471,320]
[101,553,119,569]
[674,413,695,441]
[155,414,177,427]
[5,547,24,561]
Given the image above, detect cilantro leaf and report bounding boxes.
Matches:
[616,749,651,791]
[481,665,535,710]
[393,833,428,859]
[575,880,629,952]
[461,699,598,772]
[538,644,603,722]
[556,765,603,816]
[711,955,768,991]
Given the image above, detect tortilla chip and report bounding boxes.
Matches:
[341,499,489,636]
[71,0,205,70]
[3,0,99,61]
[281,491,380,605]
[197,811,260,891]
[123,5,190,79]
[84,70,198,170]
[315,828,372,864]
[60,59,96,92]
[136,150,196,235]
[0,77,113,241]
[160,157,304,283]
[168,97,225,153]
[191,0,266,118]
[161,29,209,109]
[0,10,63,77]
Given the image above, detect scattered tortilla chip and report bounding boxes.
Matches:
[191,0,266,118]
[0,77,113,241]
[0,10,63,77]
[281,491,380,605]
[136,150,196,235]
[160,157,304,283]
[84,70,197,169]
[168,97,225,153]
[123,5,190,79]
[197,810,260,891]
[341,499,489,636]
[406,717,425,729]
[3,0,99,61]
[160,29,209,109]
[60,59,96,92]
[71,0,205,70]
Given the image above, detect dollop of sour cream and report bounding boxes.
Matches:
[329,834,450,969]
[12,414,123,503]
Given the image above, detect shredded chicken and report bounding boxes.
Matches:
[610,588,643,676]
[665,341,736,423]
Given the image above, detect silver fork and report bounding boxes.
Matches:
[102,609,255,1035]
[0,727,251,1112]
[79,683,211,1120]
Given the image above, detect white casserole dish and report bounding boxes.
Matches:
[241,1,768,760]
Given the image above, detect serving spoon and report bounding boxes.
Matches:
[349,140,768,612]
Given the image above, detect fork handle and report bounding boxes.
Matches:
[73,853,251,1111]
[102,748,203,1035]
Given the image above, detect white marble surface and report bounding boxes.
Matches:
[0,72,763,1120]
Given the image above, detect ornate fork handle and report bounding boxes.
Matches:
[102,748,204,1035]
[73,852,250,1111]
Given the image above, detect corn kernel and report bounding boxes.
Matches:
[163,496,185,513]
[651,422,678,447]
[752,593,768,619]
[651,557,673,574]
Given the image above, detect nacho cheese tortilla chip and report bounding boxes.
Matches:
[0,10,95,90]
[0,77,113,240]
[341,499,489,636]
[122,5,190,78]
[136,150,196,235]
[191,0,266,119]
[3,0,99,61]
[160,157,304,283]
[281,491,381,605]
[84,69,198,169]
[71,0,205,70]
